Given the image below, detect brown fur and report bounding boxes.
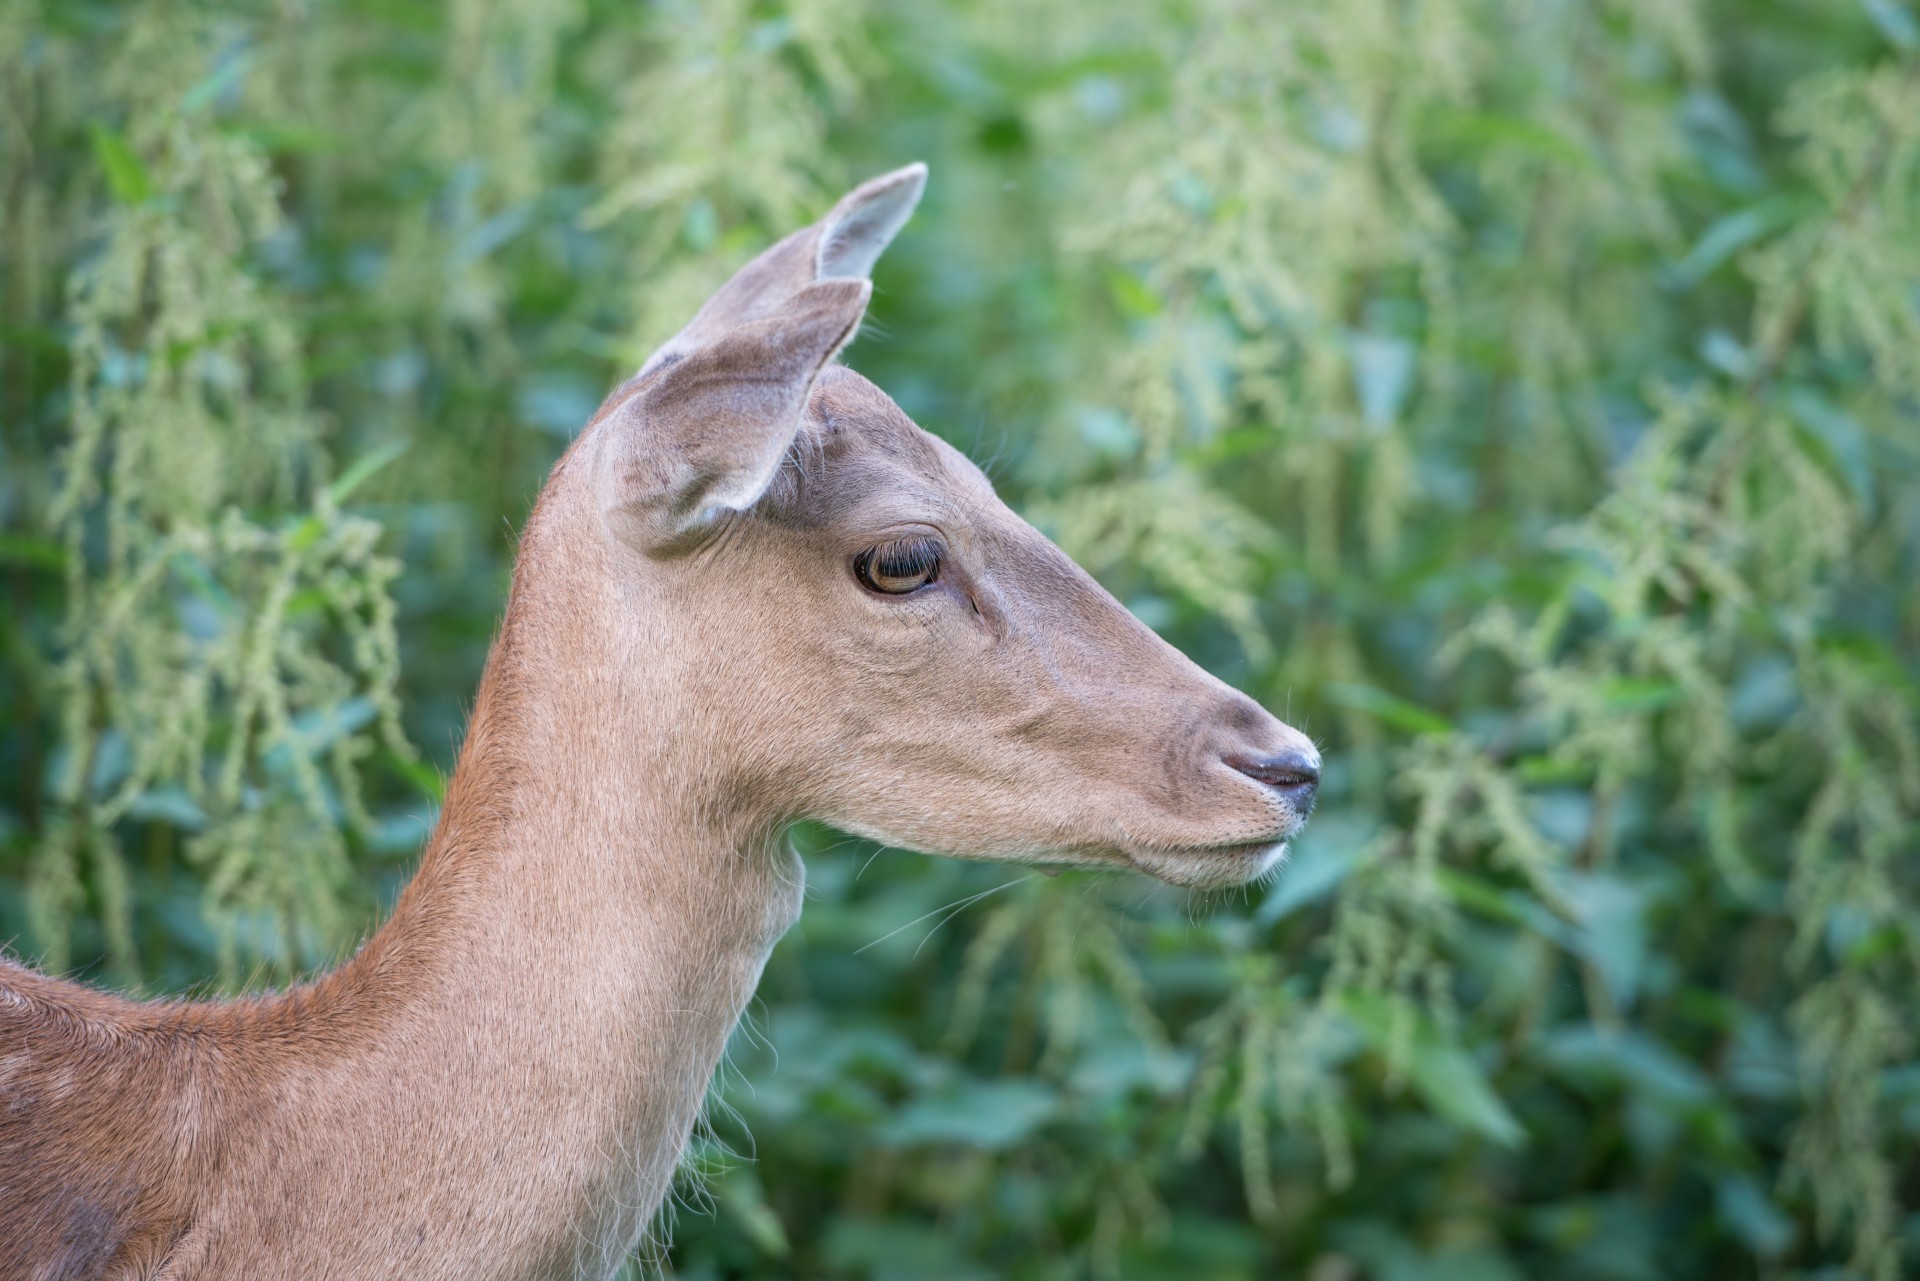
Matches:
[0,166,1318,1280]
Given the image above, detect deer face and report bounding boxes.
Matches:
[582,166,1318,889]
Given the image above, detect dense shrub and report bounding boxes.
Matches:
[2,2,1916,1277]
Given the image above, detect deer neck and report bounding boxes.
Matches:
[333,501,803,1274]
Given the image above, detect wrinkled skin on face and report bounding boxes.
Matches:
[585,164,1320,890]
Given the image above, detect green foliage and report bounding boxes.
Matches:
[2,1,1917,1278]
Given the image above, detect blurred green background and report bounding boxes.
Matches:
[4,1,1919,1277]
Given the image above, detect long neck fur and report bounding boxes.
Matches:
[0,476,803,1281]
[300,483,804,1276]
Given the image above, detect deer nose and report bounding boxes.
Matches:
[1230,750,1320,815]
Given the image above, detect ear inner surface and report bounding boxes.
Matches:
[817,162,927,280]
[607,278,872,543]
[636,163,927,379]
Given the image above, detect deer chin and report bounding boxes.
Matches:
[1117,836,1294,890]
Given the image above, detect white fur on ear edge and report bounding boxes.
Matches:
[816,162,928,281]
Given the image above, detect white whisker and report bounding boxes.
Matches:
[855,876,1033,955]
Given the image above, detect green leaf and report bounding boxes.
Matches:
[1339,991,1526,1148]
[717,1167,791,1258]
[90,125,151,204]
[383,750,446,804]
[1599,678,1680,712]
[181,50,251,114]
[1537,1026,1713,1109]
[1843,923,1903,968]
[1183,424,1277,465]
[264,697,378,778]
[1106,268,1161,319]
[1716,1175,1795,1258]
[878,1078,1057,1149]
[1670,197,1802,287]
[327,437,412,505]
[286,515,327,552]
[1420,108,1596,169]
[127,786,208,830]
[1258,813,1372,923]
[823,1219,983,1277]
[1326,682,1454,735]
[364,810,436,855]
[1075,406,1140,456]
[1435,868,1527,924]
[0,533,67,570]
[218,122,347,154]
[1865,0,1920,51]
[1787,388,1875,509]
[1513,755,1595,786]
[1558,871,1650,1007]
[1349,332,1416,428]
[283,587,331,619]
[168,551,238,614]
[1403,1043,1527,1149]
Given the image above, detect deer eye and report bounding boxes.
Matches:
[854,536,942,595]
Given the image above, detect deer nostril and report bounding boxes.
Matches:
[1230,751,1320,812]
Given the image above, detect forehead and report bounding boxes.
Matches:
[772,366,997,526]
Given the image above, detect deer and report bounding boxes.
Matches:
[0,164,1322,1281]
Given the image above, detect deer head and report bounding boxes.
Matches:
[557,163,1319,890]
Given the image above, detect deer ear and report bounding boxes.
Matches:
[636,163,926,379]
[814,162,927,280]
[602,278,871,547]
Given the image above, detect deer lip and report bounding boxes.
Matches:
[1118,828,1298,863]
[1168,836,1292,863]
[1105,836,1284,861]
[1204,837,1290,856]
[1109,834,1294,889]
[1049,827,1296,885]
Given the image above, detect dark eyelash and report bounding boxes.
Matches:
[872,536,941,581]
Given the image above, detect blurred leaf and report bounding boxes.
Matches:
[1715,1174,1795,1259]
[1075,405,1141,456]
[1258,813,1370,923]
[1864,0,1920,50]
[823,1218,990,1280]
[181,49,250,114]
[0,534,67,570]
[1536,1026,1713,1110]
[328,438,412,506]
[263,697,378,779]
[1349,332,1416,428]
[89,125,150,204]
[1558,871,1650,1007]
[1326,683,1454,735]
[127,786,207,830]
[517,374,603,439]
[1341,991,1526,1148]
[717,1167,791,1258]
[383,751,446,804]
[1670,197,1801,286]
[1420,108,1595,168]
[877,1078,1056,1149]
[1787,388,1875,509]
[1107,268,1161,319]
[1436,868,1528,924]
[1598,679,1680,713]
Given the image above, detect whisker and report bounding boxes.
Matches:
[855,843,894,881]
[855,876,1033,955]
